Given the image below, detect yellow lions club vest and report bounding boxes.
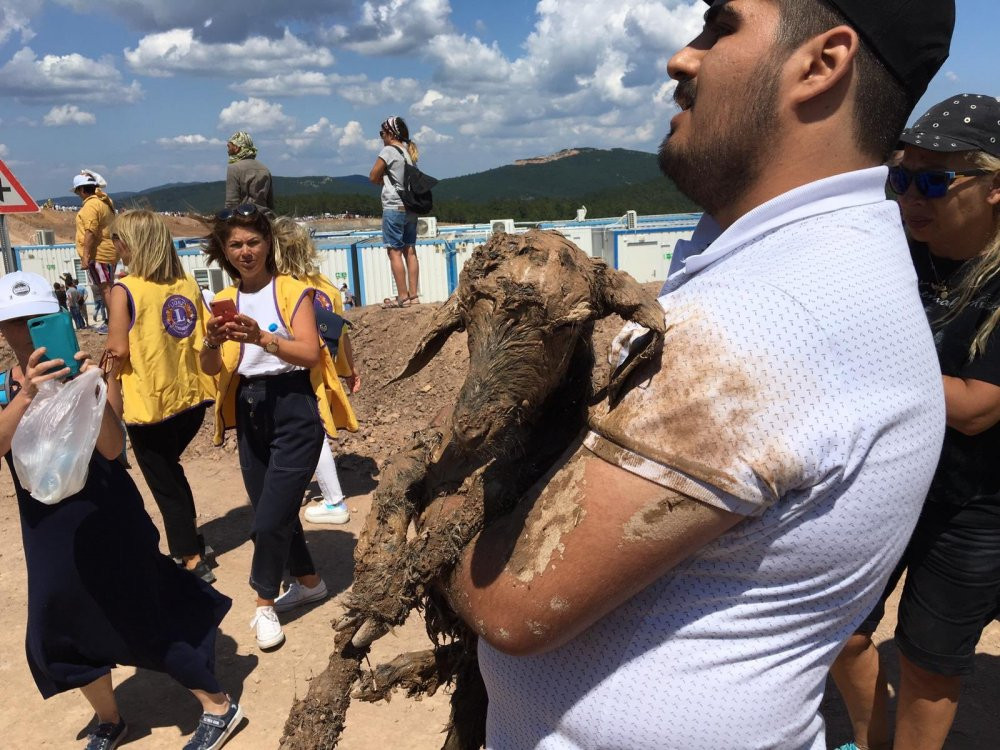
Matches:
[211,274,359,446]
[116,275,216,425]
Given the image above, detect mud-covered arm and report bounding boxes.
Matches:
[439,443,741,656]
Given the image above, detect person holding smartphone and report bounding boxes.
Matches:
[105,210,218,584]
[0,271,242,750]
[200,204,340,651]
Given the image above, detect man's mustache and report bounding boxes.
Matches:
[674,78,696,110]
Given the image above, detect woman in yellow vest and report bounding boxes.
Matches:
[200,205,344,651]
[105,210,218,584]
[271,218,360,525]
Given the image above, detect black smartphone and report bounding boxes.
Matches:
[28,311,81,379]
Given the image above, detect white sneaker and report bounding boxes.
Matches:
[273,579,329,613]
[249,606,284,650]
[304,500,350,525]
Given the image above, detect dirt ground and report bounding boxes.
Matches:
[2,208,380,246]
[0,293,998,749]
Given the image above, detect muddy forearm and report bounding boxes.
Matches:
[444,445,742,657]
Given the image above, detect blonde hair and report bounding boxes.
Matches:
[271,217,320,278]
[944,151,1000,360]
[110,210,185,283]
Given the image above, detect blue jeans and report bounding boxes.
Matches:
[382,209,417,249]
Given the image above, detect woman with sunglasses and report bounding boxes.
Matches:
[105,210,218,583]
[370,115,421,308]
[200,204,339,651]
[832,94,1000,750]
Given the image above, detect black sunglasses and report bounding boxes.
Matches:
[887,165,990,199]
[216,203,260,221]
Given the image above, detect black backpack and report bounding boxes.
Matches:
[387,145,438,215]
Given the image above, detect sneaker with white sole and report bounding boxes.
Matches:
[250,605,284,649]
[85,718,127,750]
[182,699,244,750]
[304,500,350,525]
[273,579,329,613]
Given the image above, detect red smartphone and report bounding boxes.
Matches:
[210,299,237,323]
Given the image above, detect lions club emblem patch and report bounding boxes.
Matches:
[162,295,197,338]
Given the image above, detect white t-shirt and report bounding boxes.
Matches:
[479,167,946,750]
[236,280,301,378]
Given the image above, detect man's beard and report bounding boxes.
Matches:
[658,69,780,218]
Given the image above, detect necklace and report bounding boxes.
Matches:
[926,249,953,300]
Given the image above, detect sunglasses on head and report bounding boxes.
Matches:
[216,203,260,221]
[887,165,990,199]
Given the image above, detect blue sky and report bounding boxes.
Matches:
[0,0,996,201]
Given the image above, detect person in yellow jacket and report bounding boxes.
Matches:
[105,210,218,584]
[271,217,360,525]
[72,170,118,334]
[200,204,353,651]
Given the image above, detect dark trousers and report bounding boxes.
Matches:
[126,405,207,559]
[236,370,324,600]
[68,306,86,330]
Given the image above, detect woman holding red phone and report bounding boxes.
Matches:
[200,204,339,651]
[106,210,218,583]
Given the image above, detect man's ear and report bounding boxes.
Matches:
[787,25,860,106]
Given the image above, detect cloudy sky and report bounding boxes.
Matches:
[0,0,996,200]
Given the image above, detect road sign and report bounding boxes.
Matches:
[0,158,39,214]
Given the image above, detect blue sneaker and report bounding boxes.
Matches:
[834,744,859,750]
[183,700,243,750]
[84,718,127,750]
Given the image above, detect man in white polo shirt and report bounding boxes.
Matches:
[435,1,956,748]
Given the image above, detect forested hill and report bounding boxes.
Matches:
[51,148,698,221]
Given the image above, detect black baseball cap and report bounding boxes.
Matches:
[701,0,955,106]
[899,94,1000,158]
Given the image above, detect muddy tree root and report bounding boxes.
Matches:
[353,642,464,702]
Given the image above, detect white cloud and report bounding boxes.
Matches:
[125,28,334,77]
[944,71,959,83]
[43,104,97,126]
[411,125,452,145]
[323,0,452,55]
[337,120,369,148]
[0,2,42,45]
[0,144,8,158]
[0,47,143,104]
[338,76,423,106]
[54,0,352,41]
[156,134,226,147]
[232,70,366,97]
[218,97,295,133]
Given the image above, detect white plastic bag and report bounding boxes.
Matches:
[11,368,108,504]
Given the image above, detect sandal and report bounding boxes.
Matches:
[382,296,406,309]
[406,295,420,305]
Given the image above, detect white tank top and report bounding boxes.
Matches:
[236,279,302,377]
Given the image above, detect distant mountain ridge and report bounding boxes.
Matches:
[46,148,697,219]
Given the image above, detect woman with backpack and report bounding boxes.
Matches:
[369,115,421,308]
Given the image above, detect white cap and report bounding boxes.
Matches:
[0,272,60,322]
[72,171,103,190]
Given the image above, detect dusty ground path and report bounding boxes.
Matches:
[0,303,998,748]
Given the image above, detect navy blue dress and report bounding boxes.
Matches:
[8,449,231,698]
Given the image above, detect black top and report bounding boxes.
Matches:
[911,241,1000,506]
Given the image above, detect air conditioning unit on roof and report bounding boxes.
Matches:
[491,218,515,234]
[417,216,437,238]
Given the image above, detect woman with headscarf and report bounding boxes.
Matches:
[225,131,274,210]
[369,115,421,308]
